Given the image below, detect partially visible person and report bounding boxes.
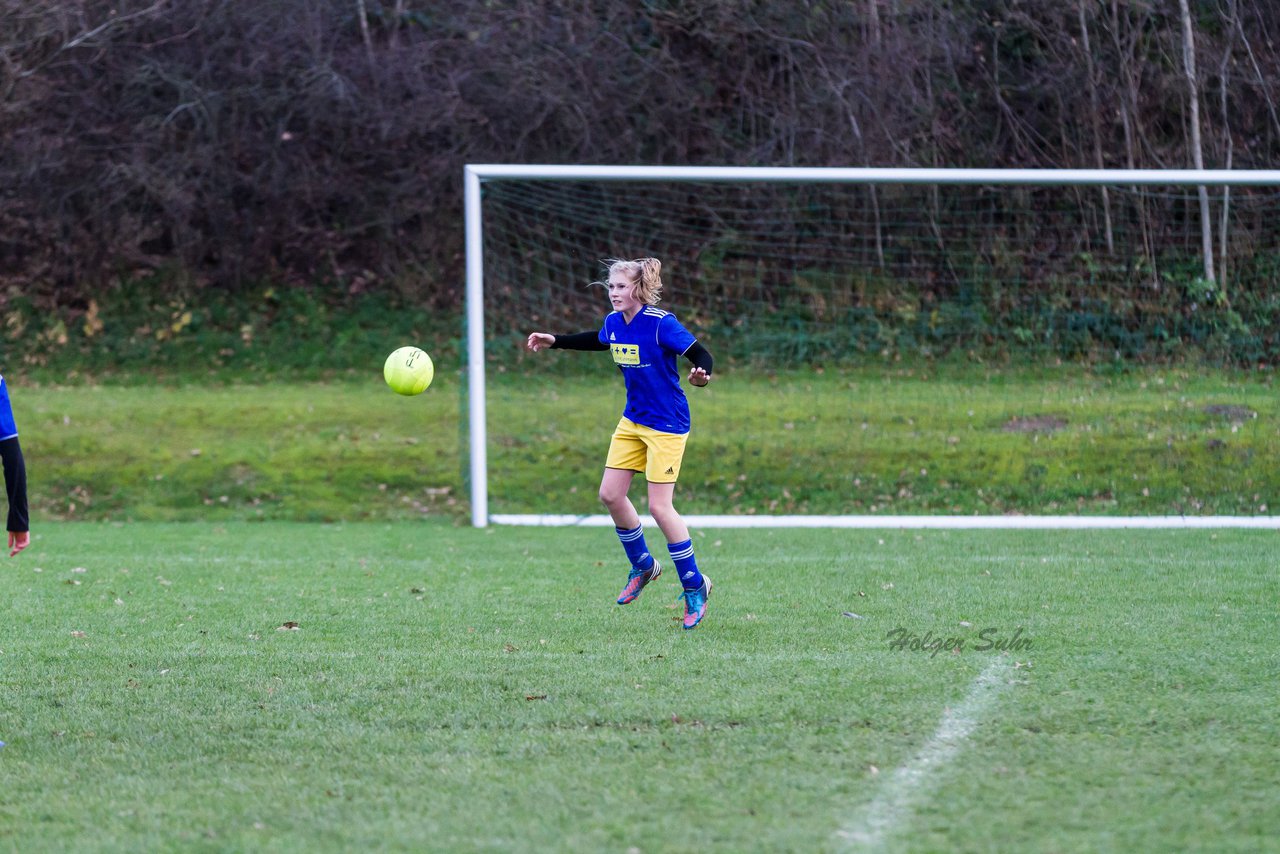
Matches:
[0,374,29,557]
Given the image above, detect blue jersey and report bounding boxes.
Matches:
[0,376,16,441]
[598,307,698,434]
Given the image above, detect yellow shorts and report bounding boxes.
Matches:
[605,418,689,483]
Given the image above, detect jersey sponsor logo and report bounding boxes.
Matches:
[611,343,640,365]
[609,332,616,340]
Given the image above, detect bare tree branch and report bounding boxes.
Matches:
[13,1,169,83]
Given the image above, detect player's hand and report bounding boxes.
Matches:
[8,530,29,557]
[526,332,555,352]
[688,367,711,387]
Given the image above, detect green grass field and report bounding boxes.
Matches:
[1,522,1275,852]
[494,360,1277,517]
[16,361,1279,523]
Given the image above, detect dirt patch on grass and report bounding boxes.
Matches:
[1002,415,1067,433]
[1202,404,1256,421]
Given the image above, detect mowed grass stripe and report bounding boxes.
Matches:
[15,363,1279,522]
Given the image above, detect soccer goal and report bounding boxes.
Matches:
[464,165,1280,529]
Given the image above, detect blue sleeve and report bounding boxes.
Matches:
[0,378,17,441]
[597,316,610,346]
[658,314,697,355]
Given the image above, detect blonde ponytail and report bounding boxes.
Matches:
[638,258,663,305]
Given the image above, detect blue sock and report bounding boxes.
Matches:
[615,525,655,572]
[667,539,704,590]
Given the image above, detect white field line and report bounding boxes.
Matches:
[491,514,1280,529]
[834,658,1013,851]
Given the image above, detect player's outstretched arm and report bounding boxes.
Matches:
[530,332,609,352]
[1,436,28,557]
[526,332,556,352]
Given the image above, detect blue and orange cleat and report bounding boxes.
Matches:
[616,559,662,605]
[678,576,712,629]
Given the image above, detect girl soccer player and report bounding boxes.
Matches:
[526,257,715,629]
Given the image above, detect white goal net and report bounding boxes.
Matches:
[464,166,1280,528]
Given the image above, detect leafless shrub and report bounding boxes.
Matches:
[2,0,1278,315]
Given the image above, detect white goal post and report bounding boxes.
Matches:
[463,164,1280,529]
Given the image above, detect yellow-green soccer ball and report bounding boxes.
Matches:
[383,346,434,395]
